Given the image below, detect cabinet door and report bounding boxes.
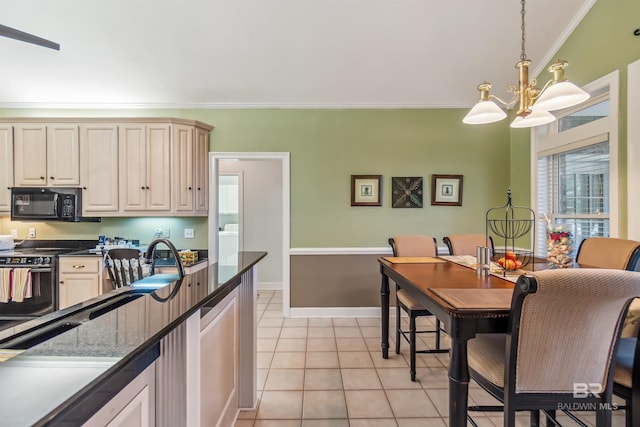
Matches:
[172,124,194,212]
[14,124,47,186]
[47,124,80,186]
[0,126,13,211]
[80,124,119,213]
[58,274,101,309]
[146,124,171,211]
[194,127,209,213]
[119,125,147,211]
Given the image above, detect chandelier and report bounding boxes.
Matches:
[462,0,590,128]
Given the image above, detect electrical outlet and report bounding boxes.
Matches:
[184,228,195,239]
[11,229,18,239]
[28,228,36,238]
[154,228,170,238]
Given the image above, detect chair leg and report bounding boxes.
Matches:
[529,410,540,427]
[435,319,441,349]
[545,409,557,427]
[409,312,417,382]
[504,404,516,427]
[395,294,401,355]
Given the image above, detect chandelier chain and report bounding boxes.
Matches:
[520,0,527,61]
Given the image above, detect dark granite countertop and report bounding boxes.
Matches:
[0,251,266,426]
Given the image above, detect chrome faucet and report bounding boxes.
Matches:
[144,238,185,281]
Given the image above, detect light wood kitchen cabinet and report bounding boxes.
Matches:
[194,126,209,213]
[0,125,13,212]
[200,288,238,427]
[58,256,103,310]
[80,124,120,214]
[172,124,195,212]
[13,123,80,187]
[83,363,156,427]
[119,124,171,212]
[0,118,212,217]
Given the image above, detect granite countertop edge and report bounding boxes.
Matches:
[0,251,266,427]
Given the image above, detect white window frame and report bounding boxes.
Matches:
[530,70,620,246]
[628,59,640,241]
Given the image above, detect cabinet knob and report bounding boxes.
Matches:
[146,186,150,189]
[50,176,55,180]
[197,187,201,191]
[59,281,64,284]
[40,176,45,180]
[82,186,87,190]
[188,187,192,190]
[141,186,145,190]
[72,265,85,269]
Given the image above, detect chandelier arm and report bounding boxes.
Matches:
[489,94,518,107]
[530,79,554,103]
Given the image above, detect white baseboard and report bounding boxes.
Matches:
[289,307,399,318]
[258,282,282,291]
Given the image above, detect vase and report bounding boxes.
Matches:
[546,235,573,268]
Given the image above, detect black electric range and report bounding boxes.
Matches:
[0,240,98,329]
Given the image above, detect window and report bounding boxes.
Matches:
[531,72,619,257]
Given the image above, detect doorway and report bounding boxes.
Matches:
[209,152,291,316]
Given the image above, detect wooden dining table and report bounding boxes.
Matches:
[378,255,550,427]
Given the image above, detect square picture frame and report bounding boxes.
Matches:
[351,175,382,206]
[431,174,463,206]
[391,176,423,208]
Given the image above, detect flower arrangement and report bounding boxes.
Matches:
[544,214,574,268]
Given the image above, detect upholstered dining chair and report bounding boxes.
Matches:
[443,233,494,256]
[576,237,640,271]
[613,335,640,427]
[467,269,640,427]
[103,248,145,289]
[388,235,448,382]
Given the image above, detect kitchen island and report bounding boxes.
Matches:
[0,251,266,427]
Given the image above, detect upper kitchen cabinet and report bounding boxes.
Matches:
[173,122,212,215]
[14,123,80,187]
[0,125,13,212]
[119,124,172,212]
[80,124,119,214]
[0,118,213,217]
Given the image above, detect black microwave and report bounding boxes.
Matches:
[11,187,83,222]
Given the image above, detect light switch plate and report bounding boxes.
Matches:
[184,228,195,239]
[28,228,36,238]
[11,229,18,239]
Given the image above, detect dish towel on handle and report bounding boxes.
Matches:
[0,269,10,302]
[11,268,32,302]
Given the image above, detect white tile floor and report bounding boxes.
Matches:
[234,291,626,427]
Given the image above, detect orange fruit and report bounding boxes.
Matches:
[505,251,517,261]
[504,259,516,270]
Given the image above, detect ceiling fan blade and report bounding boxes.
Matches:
[0,24,60,50]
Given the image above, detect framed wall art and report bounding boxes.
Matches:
[431,174,463,206]
[351,175,382,206]
[391,177,423,208]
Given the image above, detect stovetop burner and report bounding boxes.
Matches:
[0,240,98,267]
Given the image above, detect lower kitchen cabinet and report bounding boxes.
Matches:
[83,363,156,427]
[58,256,103,309]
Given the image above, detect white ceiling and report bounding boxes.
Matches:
[0,0,594,109]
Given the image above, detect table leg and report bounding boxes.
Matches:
[380,272,390,359]
[449,337,470,427]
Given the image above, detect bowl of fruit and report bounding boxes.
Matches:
[492,249,533,271]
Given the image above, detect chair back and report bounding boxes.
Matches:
[443,234,494,256]
[508,269,640,394]
[388,235,437,257]
[576,237,640,270]
[104,248,145,289]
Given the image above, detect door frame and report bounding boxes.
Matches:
[209,152,291,316]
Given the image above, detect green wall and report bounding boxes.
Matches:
[0,108,510,248]
[510,0,640,237]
